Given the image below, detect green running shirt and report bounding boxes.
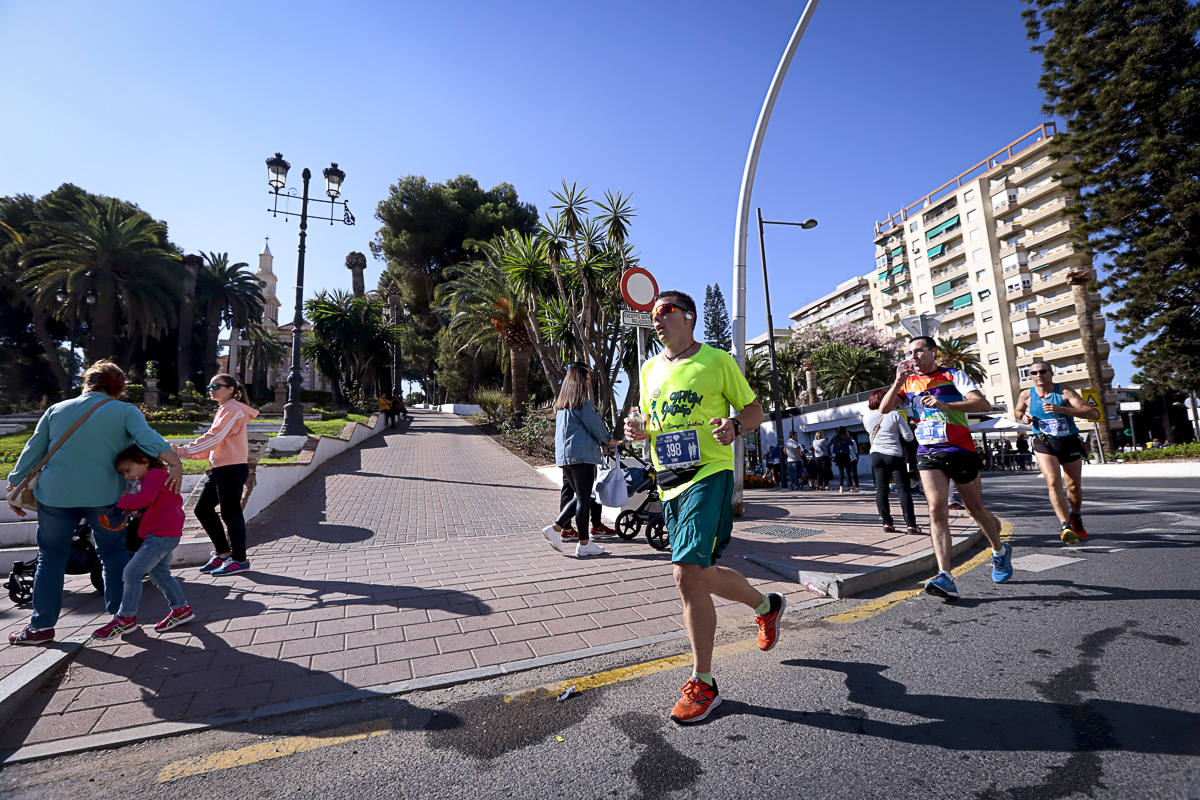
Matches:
[639,344,757,502]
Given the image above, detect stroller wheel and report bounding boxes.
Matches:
[7,575,33,606]
[646,520,670,551]
[615,510,641,541]
[90,562,105,593]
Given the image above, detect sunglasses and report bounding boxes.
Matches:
[1029,369,1049,375]
[207,383,231,390]
[652,302,689,316]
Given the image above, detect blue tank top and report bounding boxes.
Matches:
[1030,383,1079,438]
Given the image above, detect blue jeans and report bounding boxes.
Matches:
[787,462,801,489]
[118,535,186,617]
[32,503,129,630]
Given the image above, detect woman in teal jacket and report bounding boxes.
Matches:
[5,361,182,646]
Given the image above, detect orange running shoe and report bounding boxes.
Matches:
[670,677,721,724]
[755,592,786,651]
[1071,513,1088,541]
[1059,522,1080,546]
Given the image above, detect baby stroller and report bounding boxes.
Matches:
[6,521,105,605]
[613,452,669,551]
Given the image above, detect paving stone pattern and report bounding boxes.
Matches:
[0,411,964,752]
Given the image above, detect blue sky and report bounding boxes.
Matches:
[0,0,1136,386]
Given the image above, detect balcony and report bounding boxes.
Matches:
[1012,154,1057,182]
[1015,177,1064,209]
[1043,341,1085,360]
[1101,364,1114,379]
[1031,294,1074,315]
[942,302,975,322]
[991,189,1018,214]
[922,200,959,227]
[995,216,1026,238]
[1012,328,1038,345]
[1017,196,1068,228]
[929,242,964,264]
[1028,242,1077,270]
[998,239,1027,260]
[927,221,964,247]
[1033,268,1070,289]
[1006,281,1033,299]
[1022,218,1074,249]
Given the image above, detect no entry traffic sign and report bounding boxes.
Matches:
[620,267,658,311]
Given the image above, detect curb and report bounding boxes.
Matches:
[0,597,833,765]
[0,635,87,734]
[742,523,983,599]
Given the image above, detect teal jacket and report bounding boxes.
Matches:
[7,392,172,508]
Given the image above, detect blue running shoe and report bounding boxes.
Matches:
[924,571,959,599]
[991,542,1013,583]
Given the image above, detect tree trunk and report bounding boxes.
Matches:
[31,307,72,396]
[203,300,221,378]
[87,290,116,365]
[806,368,818,405]
[1069,271,1114,455]
[177,255,201,392]
[511,345,530,415]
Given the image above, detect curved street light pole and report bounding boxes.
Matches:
[730,0,821,514]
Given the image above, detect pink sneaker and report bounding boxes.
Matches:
[154,605,195,633]
[93,616,137,640]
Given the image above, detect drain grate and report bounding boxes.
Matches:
[746,524,824,539]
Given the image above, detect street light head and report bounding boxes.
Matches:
[801,218,818,230]
[323,162,345,199]
[266,152,290,191]
[55,287,67,304]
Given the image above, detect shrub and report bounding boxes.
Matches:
[1118,443,1200,461]
[140,407,214,423]
[476,389,514,422]
[404,391,425,406]
[123,383,144,404]
[498,410,554,460]
[301,389,333,405]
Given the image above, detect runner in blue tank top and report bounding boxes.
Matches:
[1014,360,1100,544]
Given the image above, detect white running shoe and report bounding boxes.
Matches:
[575,541,605,557]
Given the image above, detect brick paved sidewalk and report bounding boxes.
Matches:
[0,410,973,758]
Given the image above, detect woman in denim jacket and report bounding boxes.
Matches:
[548,363,620,558]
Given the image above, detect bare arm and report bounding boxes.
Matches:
[1014,389,1032,424]
[880,362,910,419]
[710,400,765,447]
[922,389,991,415]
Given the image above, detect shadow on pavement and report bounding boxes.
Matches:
[238,572,493,617]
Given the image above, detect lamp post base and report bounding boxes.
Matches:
[280,401,307,437]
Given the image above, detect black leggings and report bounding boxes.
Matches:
[560,463,597,544]
[556,473,600,530]
[195,463,250,561]
[871,452,917,528]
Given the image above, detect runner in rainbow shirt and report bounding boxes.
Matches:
[881,335,1012,599]
[1013,359,1100,545]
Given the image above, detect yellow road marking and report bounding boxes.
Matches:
[156,718,392,783]
[504,638,761,703]
[824,519,1013,624]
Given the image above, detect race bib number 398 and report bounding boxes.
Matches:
[654,429,701,469]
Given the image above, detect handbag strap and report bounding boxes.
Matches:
[868,414,885,446]
[21,397,115,480]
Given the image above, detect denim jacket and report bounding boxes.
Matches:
[554,400,612,466]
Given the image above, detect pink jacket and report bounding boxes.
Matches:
[176,400,260,467]
[117,468,184,539]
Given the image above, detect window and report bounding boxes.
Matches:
[973,248,985,262]
[978,289,992,300]
[964,189,976,202]
[984,331,996,343]
[919,293,929,303]
[916,274,928,286]
[988,354,1000,365]
[994,395,1006,405]
[970,228,982,241]
[1018,366,1032,380]
[909,221,918,232]
[966,209,978,222]
[976,269,987,281]
[991,374,1002,385]
[982,313,994,323]
[876,255,887,268]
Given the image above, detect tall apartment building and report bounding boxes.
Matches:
[867,123,1117,424]
[787,276,874,331]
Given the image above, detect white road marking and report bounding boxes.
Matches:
[1011,554,1085,572]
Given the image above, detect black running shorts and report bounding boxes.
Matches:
[917,449,981,484]
[1032,433,1086,464]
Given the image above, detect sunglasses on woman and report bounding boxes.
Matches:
[207,383,232,390]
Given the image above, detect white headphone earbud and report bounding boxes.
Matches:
[684,312,694,320]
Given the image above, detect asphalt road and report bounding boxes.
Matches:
[2,474,1198,800]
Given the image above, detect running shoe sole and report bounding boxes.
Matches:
[671,694,722,725]
[924,579,959,600]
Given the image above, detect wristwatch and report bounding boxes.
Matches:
[730,418,742,436]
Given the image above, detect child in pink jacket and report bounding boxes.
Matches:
[174,374,259,576]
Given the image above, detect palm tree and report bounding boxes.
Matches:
[436,259,534,413]
[595,190,635,275]
[20,195,182,364]
[814,343,891,398]
[303,290,397,401]
[195,252,264,377]
[934,336,987,384]
[744,350,774,403]
[243,320,287,398]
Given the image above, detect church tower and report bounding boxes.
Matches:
[256,238,280,328]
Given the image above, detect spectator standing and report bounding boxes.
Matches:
[848,437,862,492]
[784,432,803,490]
[831,428,855,493]
[861,389,919,534]
[812,431,832,490]
[175,374,258,576]
[378,392,397,428]
[5,361,182,646]
[546,363,620,557]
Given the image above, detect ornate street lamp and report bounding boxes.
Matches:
[265,152,356,437]
[385,284,403,396]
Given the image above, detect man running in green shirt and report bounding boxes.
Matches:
[625,290,782,725]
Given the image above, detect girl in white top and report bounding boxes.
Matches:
[861,390,919,534]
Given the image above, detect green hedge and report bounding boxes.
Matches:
[1118,443,1200,462]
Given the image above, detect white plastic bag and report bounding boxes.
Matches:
[592,458,629,508]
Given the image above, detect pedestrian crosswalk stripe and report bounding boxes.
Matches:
[156,718,392,782]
